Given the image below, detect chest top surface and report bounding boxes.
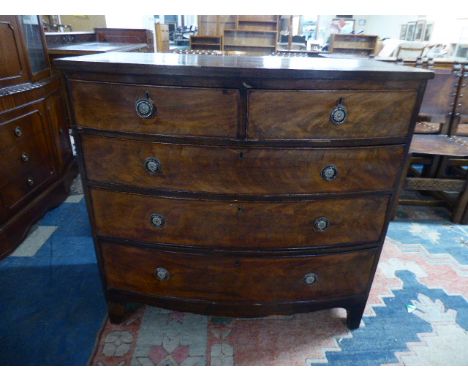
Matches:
[54,52,434,81]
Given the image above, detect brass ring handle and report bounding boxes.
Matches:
[135,92,156,119]
[150,213,165,228]
[154,267,170,281]
[330,98,347,125]
[313,217,329,232]
[321,165,337,181]
[304,273,318,285]
[144,157,161,174]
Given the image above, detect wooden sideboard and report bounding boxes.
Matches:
[0,15,77,259]
[45,28,154,61]
[55,53,432,329]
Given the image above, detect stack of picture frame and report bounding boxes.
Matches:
[400,20,433,41]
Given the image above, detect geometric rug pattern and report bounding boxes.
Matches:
[1,176,467,365]
[91,207,468,366]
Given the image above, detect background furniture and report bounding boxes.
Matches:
[194,15,279,55]
[154,23,169,52]
[329,34,378,56]
[223,15,279,55]
[57,52,431,330]
[0,15,77,259]
[45,28,154,60]
[276,15,320,52]
[396,60,468,223]
[190,35,223,51]
[395,42,427,59]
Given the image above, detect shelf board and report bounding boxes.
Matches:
[191,43,222,46]
[238,19,277,24]
[191,35,222,38]
[333,47,375,51]
[224,44,276,48]
[225,29,277,34]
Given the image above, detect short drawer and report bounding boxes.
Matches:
[0,167,54,212]
[101,242,376,303]
[82,134,405,194]
[70,80,240,137]
[91,189,389,249]
[248,89,417,140]
[0,109,49,154]
[0,110,56,210]
[0,135,54,188]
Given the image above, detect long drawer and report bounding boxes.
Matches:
[248,89,417,140]
[82,134,405,195]
[101,242,376,303]
[70,80,240,137]
[91,188,389,249]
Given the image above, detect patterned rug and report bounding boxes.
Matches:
[0,176,467,365]
[91,206,468,366]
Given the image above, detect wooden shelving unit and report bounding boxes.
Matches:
[329,34,378,56]
[194,15,280,55]
[190,35,223,50]
[223,15,279,55]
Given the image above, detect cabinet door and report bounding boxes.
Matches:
[19,15,50,81]
[0,16,29,87]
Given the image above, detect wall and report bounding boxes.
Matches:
[362,15,419,39]
[316,15,367,45]
[358,15,468,44]
[59,15,106,31]
[105,14,154,31]
[315,14,468,53]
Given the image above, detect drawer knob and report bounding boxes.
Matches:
[14,127,23,137]
[321,165,337,181]
[313,217,329,232]
[21,152,30,162]
[304,272,318,285]
[154,267,170,281]
[330,98,347,125]
[26,177,34,187]
[150,213,165,228]
[135,93,156,119]
[144,157,161,174]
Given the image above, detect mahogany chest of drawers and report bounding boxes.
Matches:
[56,53,432,329]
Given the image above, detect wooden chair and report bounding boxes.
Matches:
[398,62,468,223]
[395,43,426,60]
[414,57,458,135]
[401,135,468,223]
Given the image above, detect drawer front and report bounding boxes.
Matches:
[101,242,376,303]
[0,163,54,211]
[248,90,417,140]
[0,110,55,210]
[0,132,54,188]
[71,81,240,137]
[82,134,405,194]
[91,189,389,249]
[0,109,49,153]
